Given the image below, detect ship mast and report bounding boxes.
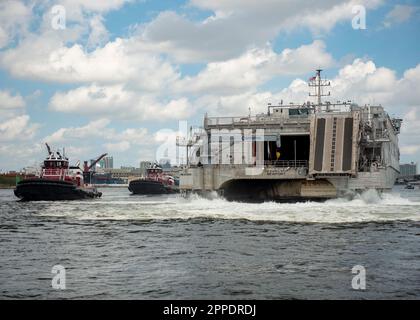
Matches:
[308,69,331,112]
[176,126,195,166]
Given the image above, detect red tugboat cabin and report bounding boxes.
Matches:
[42,154,71,182]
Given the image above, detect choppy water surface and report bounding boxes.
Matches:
[0,186,419,299]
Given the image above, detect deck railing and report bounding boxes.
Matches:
[204,116,310,127]
[263,160,308,168]
[189,160,308,168]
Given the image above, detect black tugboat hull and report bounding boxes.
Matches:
[14,179,102,201]
[128,179,178,195]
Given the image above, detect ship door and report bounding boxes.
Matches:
[309,114,360,175]
[279,135,310,162]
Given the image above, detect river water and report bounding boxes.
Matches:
[0,186,419,299]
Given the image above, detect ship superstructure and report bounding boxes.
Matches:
[178,70,402,201]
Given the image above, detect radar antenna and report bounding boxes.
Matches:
[308,69,331,112]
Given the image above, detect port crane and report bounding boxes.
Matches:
[83,153,108,173]
[82,153,108,185]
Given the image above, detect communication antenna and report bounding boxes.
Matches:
[308,69,331,112]
[176,133,194,166]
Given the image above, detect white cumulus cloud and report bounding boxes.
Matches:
[174,40,334,95]
[139,0,383,63]
[49,84,194,121]
[0,115,39,142]
[383,4,418,28]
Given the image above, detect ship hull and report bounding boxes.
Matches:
[14,178,102,201]
[128,179,178,195]
[219,178,336,202]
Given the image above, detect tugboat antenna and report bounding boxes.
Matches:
[45,143,52,156]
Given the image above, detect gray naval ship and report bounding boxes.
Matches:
[178,70,403,202]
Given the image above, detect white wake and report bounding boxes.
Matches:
[36,189,420,223]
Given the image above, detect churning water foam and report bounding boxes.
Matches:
[34,188,420,224]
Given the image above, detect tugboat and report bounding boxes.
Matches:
[14,143,107,201]
[128,164,178,195]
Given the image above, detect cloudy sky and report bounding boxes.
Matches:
[0,0,419,170]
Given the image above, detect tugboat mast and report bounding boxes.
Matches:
[308,69,331,112]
